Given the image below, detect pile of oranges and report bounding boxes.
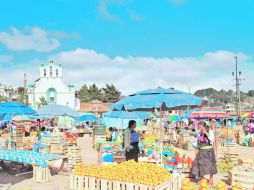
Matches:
[72,160,172,186]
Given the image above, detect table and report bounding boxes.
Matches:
[0,150,66,182]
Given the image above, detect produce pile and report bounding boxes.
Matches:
[181,178,214,190]
[72,160,172,186]
[181,178,243,190]
[64,132,78,144]
[143,146,193,169]
[143,134,159,143]
[217,157,235,173]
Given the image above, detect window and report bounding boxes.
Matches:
[56,69,58,77]
[44,69,46,77]
[50,66,52,77]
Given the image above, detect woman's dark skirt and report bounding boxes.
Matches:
[126,144,139,162]
[191,148,217,177]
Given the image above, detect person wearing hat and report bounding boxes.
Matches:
[191,121,217,185]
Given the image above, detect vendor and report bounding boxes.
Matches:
[124,120,139,162]
[106,127,113,141]
[247,120,254,134]
[191,121,217,185]
[37,127,46,140]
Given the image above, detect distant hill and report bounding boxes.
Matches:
[194,88,254,110]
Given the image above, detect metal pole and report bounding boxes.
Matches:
[234,56,241,117]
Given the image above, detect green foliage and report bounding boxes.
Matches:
[37,96,48,109]
[247,90,254,97]
[102,84,121,103]
[16,87,26,104]
[76,84,90,103]
[0,95,7,102]
[194,88,252,106]
[76,83,121,103]
[88,84,103,102]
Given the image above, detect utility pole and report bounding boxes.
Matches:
[24,73,27,105]
[232,56,243,117]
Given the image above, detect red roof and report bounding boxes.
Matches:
[79,100,112,112]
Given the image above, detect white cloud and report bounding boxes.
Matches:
[0,49,253,95]
[0,27,60,52]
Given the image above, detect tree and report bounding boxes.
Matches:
[88,84,103,102]
[37,96,48,109]
[247,90,254,97]
[76,84,90,103]
[0,95,7,102]
[102,84,121,103]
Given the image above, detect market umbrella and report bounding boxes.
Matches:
[37,104,79,118]
[0,102,37,115]
[103,111,152,129]
[78,114,99,122]
[103,111,152,119]
[58,116,76,127]
[189,107,229,118]
[0,113,13,121]
[109,87,203,165]
[110,87,203,111]
[240,112,254,118]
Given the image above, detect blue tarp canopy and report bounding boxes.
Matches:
[37,104,79,118]
[78,114,99,122]
[103,111,152,119]
[0,113,13,121]
[0,102,37,115]
[109,87,203,111]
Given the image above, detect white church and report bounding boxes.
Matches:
[28,60,80,110]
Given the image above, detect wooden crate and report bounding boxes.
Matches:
[0,184,11,190]
[50,144,67,154]
[33,166,52,183]
[70,174,182,190]
[238,158,254,166]
[50,133,64,144]
[68,146,82,168]
[229,168,254,189]
[41,137,50,146]
[175,168,194,179]
[40,147,50,153]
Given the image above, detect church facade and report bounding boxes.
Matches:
[28,60,80,110]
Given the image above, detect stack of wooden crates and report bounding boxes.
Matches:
[50,132,67,155]
[68,146,82,169]
[15,126,24,150]
[228,166,254,189]
[40,133,50,153]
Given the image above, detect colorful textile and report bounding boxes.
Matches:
[191,148,217,177]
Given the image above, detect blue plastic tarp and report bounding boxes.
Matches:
[0,102,37,115]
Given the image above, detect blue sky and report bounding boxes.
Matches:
[0,0,253,94]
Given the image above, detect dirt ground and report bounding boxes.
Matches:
[0,135,253,189]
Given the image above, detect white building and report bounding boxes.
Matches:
[28,60,80,110]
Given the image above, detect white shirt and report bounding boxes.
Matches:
[208,130,215,145]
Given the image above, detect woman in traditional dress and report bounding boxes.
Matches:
[191,121,217,184]
[124,120,140,162]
